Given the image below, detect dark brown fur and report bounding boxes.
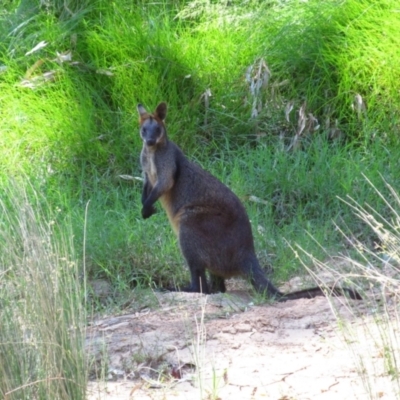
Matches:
[138,102,361,301]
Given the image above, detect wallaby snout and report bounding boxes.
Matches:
[143,132,158,147]
[145,138,156,146]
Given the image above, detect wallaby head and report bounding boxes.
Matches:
[137,102,167,147]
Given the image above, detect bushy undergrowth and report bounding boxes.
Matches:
[0,0,399,292]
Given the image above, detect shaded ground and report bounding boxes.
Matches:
[86,274,397,400]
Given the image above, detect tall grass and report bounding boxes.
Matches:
[0,182,87,399]
[339,179,400,398]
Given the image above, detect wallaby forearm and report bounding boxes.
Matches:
[141,176,152,205]
[142,178,174,219]
[141,176,157,219]
[142,185,161,218]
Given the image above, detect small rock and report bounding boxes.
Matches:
[89,279,112,299]
[235,323,252,333]
[222,326,237,334]
[107,368,125,381]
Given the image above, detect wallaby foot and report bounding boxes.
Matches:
[165,274,225,294]
[164,283,198,293]
[179,266,209,293]
[209,274,226,293]
[141,205,157,219]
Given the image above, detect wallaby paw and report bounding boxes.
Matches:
[141,206,156,219]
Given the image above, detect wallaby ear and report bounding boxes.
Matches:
[137,104,147,117]
[154,102,167,121]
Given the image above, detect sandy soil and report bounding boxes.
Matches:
[85,276,397,400]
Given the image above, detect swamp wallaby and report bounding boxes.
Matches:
[138,102,361,301]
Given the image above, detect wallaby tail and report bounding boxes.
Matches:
[247,257,284,299]
[278,286,362,302]
[247,257,362,301]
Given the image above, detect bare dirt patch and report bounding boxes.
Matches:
[85,278,393,400]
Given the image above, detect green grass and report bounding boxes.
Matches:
[0,0,399,294]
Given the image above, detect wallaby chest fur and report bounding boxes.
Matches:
[141,138,247,241]
[140,142,180,233]
[137,102,362,301]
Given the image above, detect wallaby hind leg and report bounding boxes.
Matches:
[178,240,209,293]
[178,226,211,294]
[209,274,226,294]
[188,267,209,293]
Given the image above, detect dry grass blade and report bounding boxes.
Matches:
[246,58,271,118]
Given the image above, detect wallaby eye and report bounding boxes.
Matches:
[141,127,147,135]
